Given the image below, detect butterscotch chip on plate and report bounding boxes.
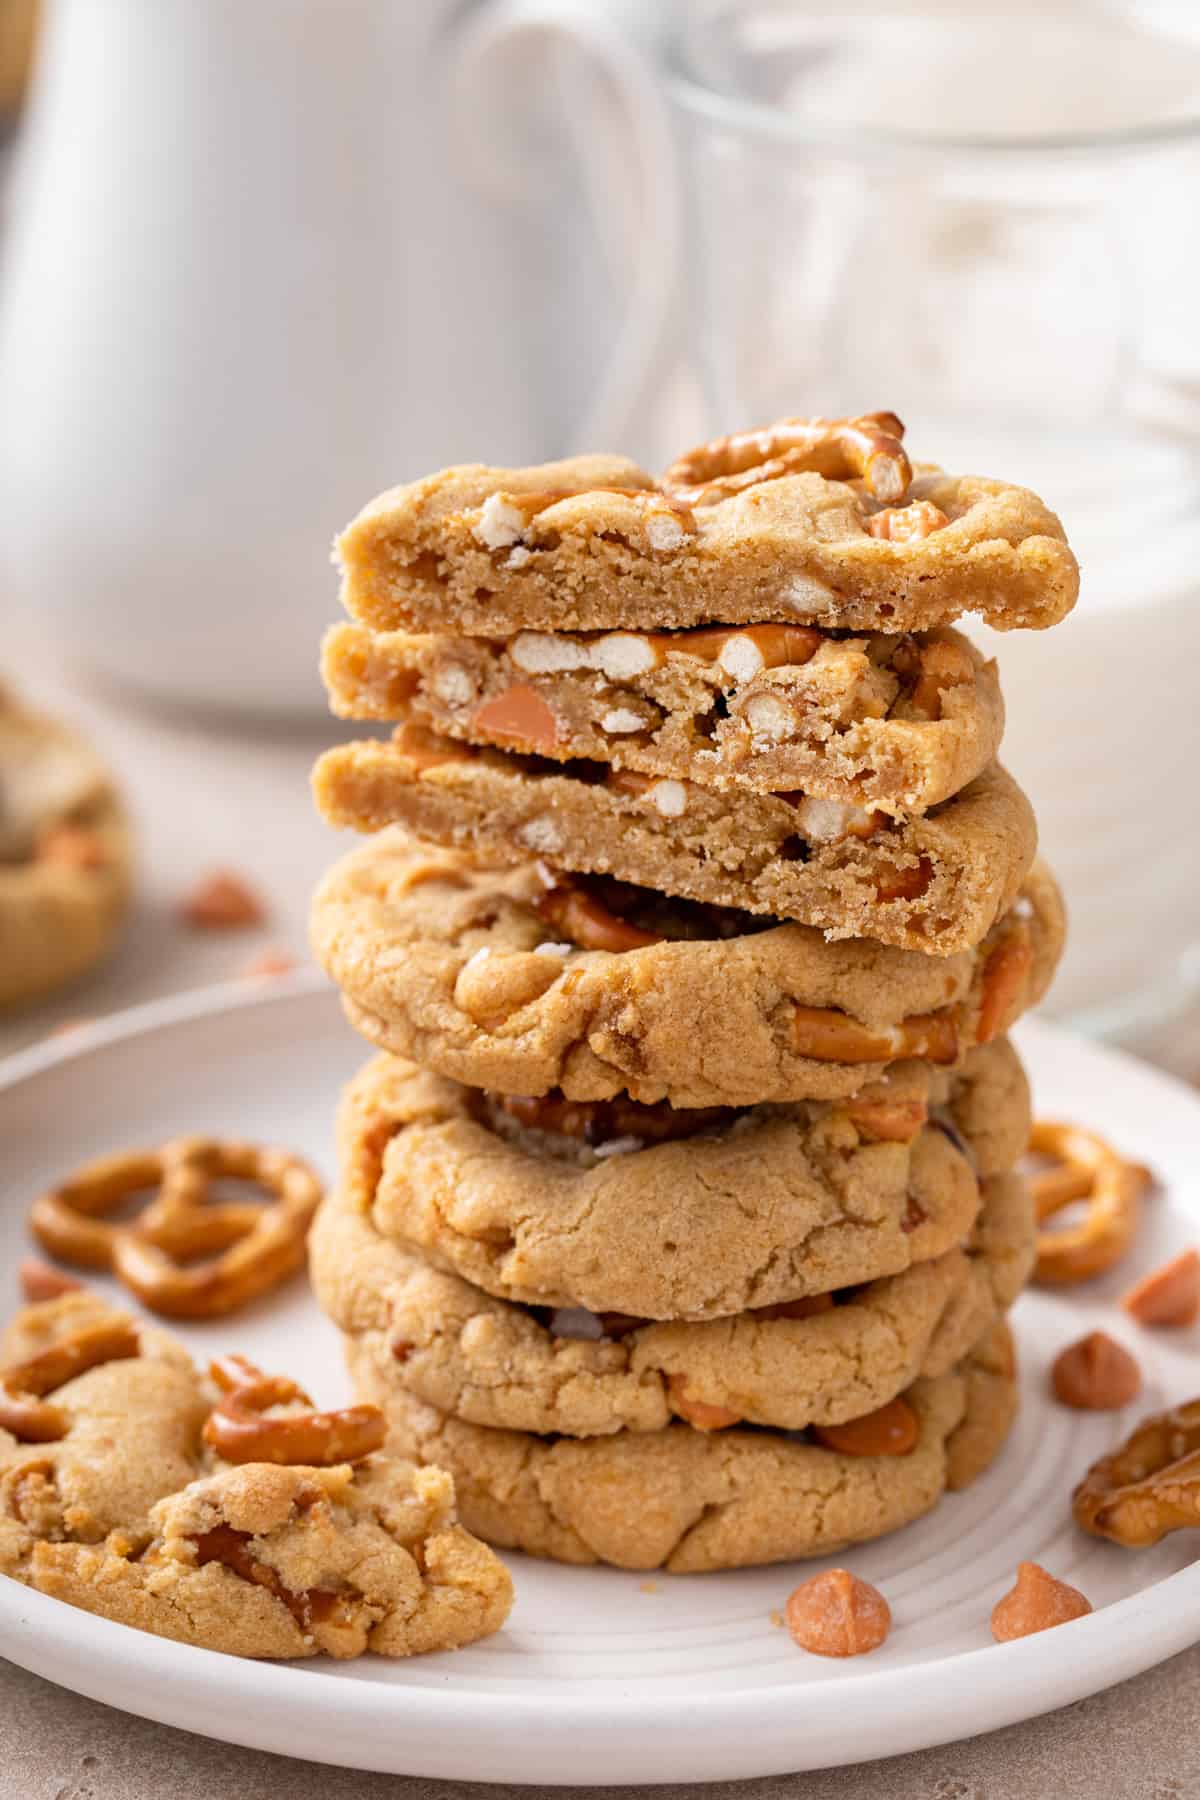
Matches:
[322,620,1003,818]
[329,1039,1029,1322]
[310,833,1064,1108]
[991,1562,1092,1641]
[336,431,1077,639]
[343,1323,1018,1571]
[0,1293,512,1659]
[785,1569,892,1657]
[310,1166,1033,1437]
[313,724,1034,956]
[0,689,132,1008]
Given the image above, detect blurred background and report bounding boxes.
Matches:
[2,0,1199,1066]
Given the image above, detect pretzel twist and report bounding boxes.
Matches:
[0,1320,140,1443]
[1074,1399,1200,1546]
[29,1138,322,1319]
[662,411,912,506]
[1029,1121,1145,1285]
[203,1355,385,1466]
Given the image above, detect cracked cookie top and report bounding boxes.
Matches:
[311,833,1064,1108]
[333,1037,1030,1320]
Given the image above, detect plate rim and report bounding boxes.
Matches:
[3,979,1200,1782]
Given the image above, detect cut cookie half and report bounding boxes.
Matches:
[336,444,1077,637]
[313,724,1035,955]
[322,620,1003,816]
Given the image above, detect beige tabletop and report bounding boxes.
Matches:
[2,631,1198,1799]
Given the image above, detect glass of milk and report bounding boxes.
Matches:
[665,0,1200,1062]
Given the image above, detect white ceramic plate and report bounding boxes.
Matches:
[2,976,1200,1784]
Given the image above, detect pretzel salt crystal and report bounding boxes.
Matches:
[662,412,912,507]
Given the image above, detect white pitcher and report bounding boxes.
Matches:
[0,0,677,713]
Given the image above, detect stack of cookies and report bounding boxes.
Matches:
[308,413,1075,1573]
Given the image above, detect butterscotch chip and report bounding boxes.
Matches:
[17,1260,83,1304]
[331,1043,1030,1323]
[1121,1250,1200,1328]
[990,1562,1092,1641]
[0,690,132,1009]
[321,620,1003,817]
[310,833,1065,1110]
[179,869,267,930]
[311,1170,1032,1437]
[785,1569,891,1657]
[1051,1331,1141,1409]
[335,446,1077,639]
[313,727,1034,955]
[343,1323,1018,1572]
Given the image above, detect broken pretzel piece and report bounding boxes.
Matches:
[204,1354,385,1466]
[1073,1396,1200,1547]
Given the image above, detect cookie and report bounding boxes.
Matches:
[322,620,1003,817]
[344,1323,1018,1571]
[333,1038,1030,1320]
[314,725,1035,955]
[311,1170,1032,1437]
[0,689,132,1008]
[336,435,1077,638]
[0,1295,512,1659]
[311,834,1064,1107]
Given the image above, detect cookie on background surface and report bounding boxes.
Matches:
[0,684,132,1009]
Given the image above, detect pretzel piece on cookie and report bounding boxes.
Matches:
[662,411,912,507]
[1074,1398,1200,1547]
